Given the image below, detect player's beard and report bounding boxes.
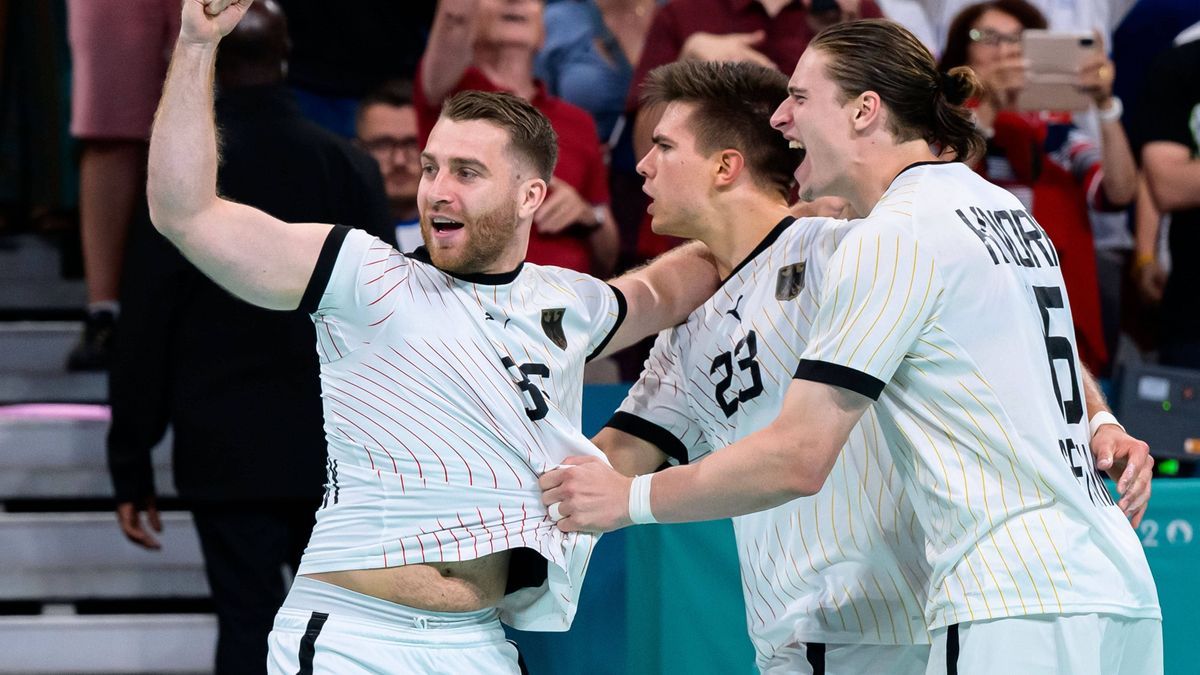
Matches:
[421,199,520,275]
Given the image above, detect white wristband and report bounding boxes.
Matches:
[1096,96,1123,123]
[1089,411,1125,438]
[627,474,657,525]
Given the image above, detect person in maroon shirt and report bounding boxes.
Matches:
[415,0,619,276]
[627,0,883,260]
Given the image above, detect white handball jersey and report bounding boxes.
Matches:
[796,162,1160,631]
[295,226,626,631]
[612,217,931,666]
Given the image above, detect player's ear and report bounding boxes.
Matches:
[517,177,548,220]
[713,149,746,188]
[850,90,882,133]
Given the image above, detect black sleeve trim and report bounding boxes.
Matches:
[299,225,352,314]
[793,359,886,401]
[605,411,689,466]
[586,284,628,362]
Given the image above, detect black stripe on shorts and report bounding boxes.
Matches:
[806,642,826,674]
[947,623,960,675]
[296,611,330,675]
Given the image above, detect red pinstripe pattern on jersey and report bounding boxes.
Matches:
[327,388,418,476]
[338,370,471,484]
[381,349,523,487]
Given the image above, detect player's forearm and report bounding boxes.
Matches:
[646,421,835,523]
[1097,119,1137,207]
[1081,364,1111,419]
[593,427,669,477]
[625,241,719,328]
[421,0,478,107]
[147,42,222,236]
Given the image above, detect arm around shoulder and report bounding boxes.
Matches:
[601,241,720,357]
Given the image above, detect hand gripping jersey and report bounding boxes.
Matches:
[611,217,931,667]
[295,226,626,631]
[796,162,1160,631]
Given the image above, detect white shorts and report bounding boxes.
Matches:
[267,576,522,674]
[927,614,1162,675]
[762,642,930,675]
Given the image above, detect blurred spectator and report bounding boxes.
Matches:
[535,0,660,270]
[939,0,1139,377]
[356,80,424,251]
[64,0,178,371]
[275,0,435,138]
[536,0,657,145]
[108,3,392,673]
[878,0,1136,56]
[1132,23,1200,368]
[626,0,881,260]
[0,0,76,234]
[417,0,619,276]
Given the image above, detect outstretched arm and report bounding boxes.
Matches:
[541,378,868,532]
[147,0,332,310]
[601,241,720,357]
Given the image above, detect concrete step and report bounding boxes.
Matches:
[0,512,208,601]
[0,614,215,674]
[0,322,82,373]
[0,404,174,498]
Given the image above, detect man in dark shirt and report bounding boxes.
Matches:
[106,3,392,673]
[1133,24,1200,367]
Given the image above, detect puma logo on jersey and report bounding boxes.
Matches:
[726,295,745,322]
[542,308,568,350]
[775,262,806,300]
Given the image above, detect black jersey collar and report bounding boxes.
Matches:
[721,215,797,286]
[406,247,524,285]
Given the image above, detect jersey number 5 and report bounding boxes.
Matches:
[711,330,764,417]
[1033,285,1083,424]
[501,356,550,421]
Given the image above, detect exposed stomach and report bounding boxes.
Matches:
[305,549,512,612]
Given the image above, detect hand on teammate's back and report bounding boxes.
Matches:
[1091,424,1153,527]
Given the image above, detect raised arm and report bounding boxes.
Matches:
[419,0,479,107]
[601,241,720,357]
[147,0,332,310]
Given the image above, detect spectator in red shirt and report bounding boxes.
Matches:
[416,0,619,276]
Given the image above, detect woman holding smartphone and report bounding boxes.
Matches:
[938,0,1137,380]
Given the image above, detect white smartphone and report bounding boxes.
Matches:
[1018,30,1097,111]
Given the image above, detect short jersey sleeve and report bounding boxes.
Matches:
[606,329,714,466]
[579,274,627,361]
[300,225,413,362]
[795,219,943,400]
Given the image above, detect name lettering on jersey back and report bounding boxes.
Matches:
[956,207,1060,269]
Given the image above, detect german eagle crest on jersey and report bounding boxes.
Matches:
[775,261,806,300]
[542,308,568,350]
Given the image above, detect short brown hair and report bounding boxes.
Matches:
[811,19,984,161]
[441,90,559,182]
[641,61,796,199]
